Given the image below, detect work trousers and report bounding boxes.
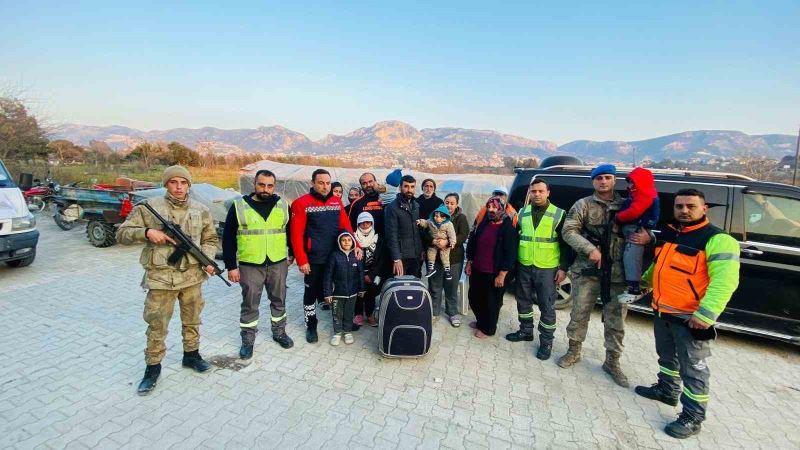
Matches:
[143,283,204,365]
[515,264,557,343]
[654,315,712,421]
[239,262,288,345]
[303,263,326,330]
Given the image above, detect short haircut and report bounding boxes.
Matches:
[444,192,460,203]
[675,188,705,201]
[255,169,276,181]
[359,172,376,183]
[312,168,330,182]
[530,178,549,189]
[401,175,416,185]
[422,178,436,189]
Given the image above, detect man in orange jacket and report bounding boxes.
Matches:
[636,188,740,439]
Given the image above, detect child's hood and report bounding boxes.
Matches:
[626,167,657,198]
[337,231,355,253]
[429,204,452,223]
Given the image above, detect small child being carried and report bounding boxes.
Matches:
[615,167,660,303]
[416,204,457,280]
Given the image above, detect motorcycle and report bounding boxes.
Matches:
[23,177,60,212]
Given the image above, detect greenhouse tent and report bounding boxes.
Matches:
[238,161,514,224]
[132,183,241,224]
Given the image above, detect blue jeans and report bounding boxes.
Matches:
[622,224,645,283]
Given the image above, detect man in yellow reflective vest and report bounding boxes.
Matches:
[222,169,294,359]
[506,179,570,360]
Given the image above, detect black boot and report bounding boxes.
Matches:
[137,364,161,396]
[664,412,702,439]
[239,344,254,360]
[182,350,211,373]
[505,330,534,342]
[634,383,679,406]
[536,341,553,360]
[444,266,452,280]
[273,334,294,349]
[306,327,318,343]
[426,261,437,278]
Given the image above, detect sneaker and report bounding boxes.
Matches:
[425,262,436,278]
[239,344,254,360]
[634,383,679,406]
[449,316,461,328]
[617,288,649,304]
[343,333,354,344]
[273,334,294,349]
[353,315,364,326]
[330,335,341,346]
[368,316,378,327]
[664,412,702,439]
[505,330,534,342]
[444,267,452,280]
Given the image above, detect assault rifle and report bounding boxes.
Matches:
[581,210,616,305]
[139,201,231,287]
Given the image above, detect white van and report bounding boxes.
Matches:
[0,159,38,267]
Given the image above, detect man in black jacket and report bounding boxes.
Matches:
[384,175,423,278]
[222,169,294,359]
[348,172,386,235]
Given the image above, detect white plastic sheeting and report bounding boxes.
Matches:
[131,183,241,224]
[238,161,514,224]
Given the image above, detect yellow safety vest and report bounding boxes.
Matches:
[518,203,564,268]
[234,198,288,264]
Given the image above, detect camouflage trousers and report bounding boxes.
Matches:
[143,283,205,365]
[565,273,627,353]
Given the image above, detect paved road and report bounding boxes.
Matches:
[1,215,799,449]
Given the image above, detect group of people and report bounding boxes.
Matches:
[118,163,740,440]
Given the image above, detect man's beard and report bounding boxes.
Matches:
[363,187,375,196]
[256,192,272,201]
[403,191,414,200]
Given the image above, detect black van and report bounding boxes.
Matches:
[510,164,800,345]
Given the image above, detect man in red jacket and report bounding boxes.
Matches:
[290,168,357,343]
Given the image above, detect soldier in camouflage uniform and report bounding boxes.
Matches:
[557,164,651,388]
[117,165,219,396]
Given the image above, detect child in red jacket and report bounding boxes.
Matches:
[615,167,660,303]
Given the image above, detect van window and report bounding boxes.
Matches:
[744,193,800,247]
[652,181,728,229]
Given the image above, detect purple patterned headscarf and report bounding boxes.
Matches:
[485,196,508,222]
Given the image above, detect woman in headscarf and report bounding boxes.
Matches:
[465,196,518,338]
[427,193,470,327]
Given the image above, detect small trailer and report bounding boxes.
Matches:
[52,179,156,247]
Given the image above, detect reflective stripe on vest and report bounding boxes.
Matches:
[235,199,288,264]
[518,203,563,268]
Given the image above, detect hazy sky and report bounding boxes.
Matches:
[2,0,798,144]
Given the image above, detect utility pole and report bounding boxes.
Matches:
[793,125,800,186]
[632,146,637,167]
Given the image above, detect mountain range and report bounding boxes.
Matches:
[51,121,796,163]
